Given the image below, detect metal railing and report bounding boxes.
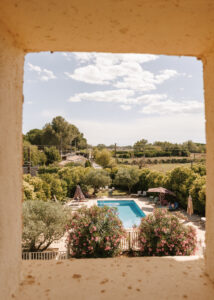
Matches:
[120,230,140,251]
[22,251,68,260]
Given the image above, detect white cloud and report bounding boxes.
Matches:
[68,89,136,104]
[154,69,178,84]
[69,52,158,65]
[120,105,132,111]
[68,90,167,106]
[28,63,42,73]
[64,52,178,92]
[27,63,56,81]
[140,99,204,115]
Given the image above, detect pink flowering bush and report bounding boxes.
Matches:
[138,209,197,256]
[68,205,125,258]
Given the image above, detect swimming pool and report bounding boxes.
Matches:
[97,200,146,229]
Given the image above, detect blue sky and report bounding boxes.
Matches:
[23,52,205,146]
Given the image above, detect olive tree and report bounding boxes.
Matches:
[85,169,111,194]
[114,167,139,194]
[22,200,69,252]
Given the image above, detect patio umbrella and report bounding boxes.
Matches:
[187,195,193,216]
[147,187,176,205]
[74,185,85,201]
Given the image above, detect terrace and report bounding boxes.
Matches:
[1,1,214,299]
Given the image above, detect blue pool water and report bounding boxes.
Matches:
[97,200,146,229]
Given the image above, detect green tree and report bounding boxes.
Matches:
[57,166,89,197]
[39,173,67,201]
[44,146,61,165]
[41,116,87,150]
[95,149,112,168]
[23,141,47,166]
[25,128,43,145]
[164,167,197,208]
[85,169,111,194]
[22,200,68,252]
[190,175,206,215]
[133,139,148,152]
[183,140,199,153]
[114,167,139,193]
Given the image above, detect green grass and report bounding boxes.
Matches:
[96,189,128,198]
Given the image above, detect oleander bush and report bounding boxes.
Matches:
[138,209,197,256]
[68,206,125,258]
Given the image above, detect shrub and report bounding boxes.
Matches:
[68,206,125,258]
[38,165,60,174]
[23,174,51,201]
[138,209,197,256]
[23,180,36,200]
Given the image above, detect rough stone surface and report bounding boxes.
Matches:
[0,23,24,299]
[16,258,214,300]
[0,1,214,299]
[0,0,214,55]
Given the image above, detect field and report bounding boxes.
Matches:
[145,163,192,173]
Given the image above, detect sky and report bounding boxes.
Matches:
[23,52,205,146]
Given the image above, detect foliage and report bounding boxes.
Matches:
[164,167,197,208]
[41,116,87,149]
[24,116,87,150]
[85,160,92,168]
[22,200,68,252]
[44,146,61,165]
[190,175,206,215]
[38,165,60,174]
[39,173,67,201]
[24,128,43,145]
[23,141,47,166]
[58,166,89,197]
[23,175,50,201]
[68,206,125,258]
[114,167,139,193]
[95,149,112,168]
[191,164,206,176]
[84,169,111,194]
[23,180,36,201]
[133,139,148,152]
[137,168,151,192]
[146,170,164,189]
[138,209,197,256]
